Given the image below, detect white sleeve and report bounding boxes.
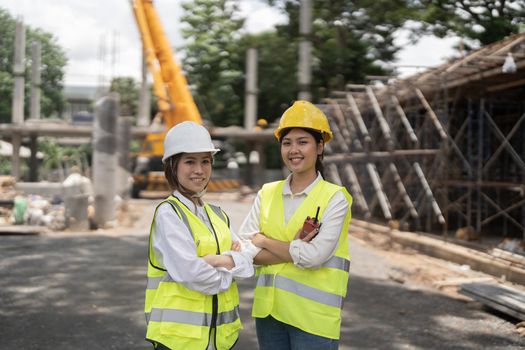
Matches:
[236,191,263,259]
[289,191,350,269]
[222,225,254,279]
[152,203,233,295]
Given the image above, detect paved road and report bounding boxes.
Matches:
[1,198,523,349]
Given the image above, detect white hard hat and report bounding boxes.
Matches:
[162,121,220,162]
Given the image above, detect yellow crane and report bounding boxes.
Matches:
[131,0,202,197]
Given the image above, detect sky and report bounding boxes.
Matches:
[0,0,459,86]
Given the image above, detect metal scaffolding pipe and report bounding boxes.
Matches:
[413,162,445,224]
[346,92,371,147]
[366,86,394,148]
[343,163,371,217]
[389,163,418,218]
[391,95,417,144]
[367,163,392,220]
[415,88,448,140]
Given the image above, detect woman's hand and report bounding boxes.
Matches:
[293,226,320,242]
[251,233,267,248]
[231,241,241,252]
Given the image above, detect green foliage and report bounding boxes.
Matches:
[0,7,67,123]
[181,0,245,126]
[109,76,139,117]
[38,138,91,179]
[267,0,414,98]
[180,0,413,125]
[412,1,525,46]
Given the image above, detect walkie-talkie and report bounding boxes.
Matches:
[299,206,321,240]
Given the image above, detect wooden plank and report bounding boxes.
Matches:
[460,282,525,319]
[0,225,46,235]
[460,288,525,320]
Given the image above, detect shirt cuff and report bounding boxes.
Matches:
[239,240,263,259]
[223,251,254,279]
[289,239,304,268]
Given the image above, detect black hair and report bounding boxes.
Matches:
[279,127,325,177]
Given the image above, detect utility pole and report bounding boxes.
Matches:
[29,41,42,181]
[11,19,25,180]
[137,51,151,127]
[298,0,312,101]
[244,48,258,130]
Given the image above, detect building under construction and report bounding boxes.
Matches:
[320,33,525,242]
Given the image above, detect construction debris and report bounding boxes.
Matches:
[459,282,525,320]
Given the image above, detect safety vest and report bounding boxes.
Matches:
[252,179,352,339]
[145,195,241,350]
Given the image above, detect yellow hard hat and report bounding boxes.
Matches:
[274,100,333,143]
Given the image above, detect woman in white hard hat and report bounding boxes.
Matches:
[239,101,353,349]
[145,121,253,350]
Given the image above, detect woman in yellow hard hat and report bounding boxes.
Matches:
[239,101,353,350]
[145,121,254,350]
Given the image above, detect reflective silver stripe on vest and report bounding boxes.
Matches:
[257,274,343,309]
[148,306,240,326]
[147,276,163,290]
[217,305,240,325]
[323,256,350,272]
[167,199,191,232]
[208,204,227,225]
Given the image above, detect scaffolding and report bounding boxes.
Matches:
[321,33,525,242]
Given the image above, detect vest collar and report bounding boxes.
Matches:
[171,190,204,215]
[282,171,323,196]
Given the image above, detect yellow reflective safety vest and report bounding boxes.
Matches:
[252,179,352,339]
[145,195,242,350]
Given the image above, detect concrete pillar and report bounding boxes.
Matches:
[244,48,258,130]
[298,0,312,101]
[29,135,38,182]
[12,20,25,125]
[137,51,150,127]
[11,20,25,180]
[30,41,41,120]
[117,116,132,199]
[92,94,119,227]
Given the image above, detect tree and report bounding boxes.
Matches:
[413,1,525,46]
[109,77,139,117]
[180,0,245,126]
[0,7,67,123]
[261,0,415,101]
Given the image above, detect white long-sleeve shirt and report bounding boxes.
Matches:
[152,190,254,295]
[238,173,351,268]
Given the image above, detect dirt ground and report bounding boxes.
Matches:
[4,195,522,349]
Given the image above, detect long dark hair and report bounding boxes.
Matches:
[163,154,183,191]
[279,127,325,177]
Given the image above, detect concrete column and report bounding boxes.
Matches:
[298,0,312,101]
[244,48,258,130]
[11,20,25,180]
[117,116,132,199]
[30,41,41,120]
[12,20,25,125]
[92,94,119,227]
[137,51,150,127]
[29,135,38,182]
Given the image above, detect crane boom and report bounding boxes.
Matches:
[131,0,202,127]
[130,0,203,197]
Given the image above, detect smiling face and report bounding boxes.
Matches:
[175,152,213,193]
[280,128,323,176]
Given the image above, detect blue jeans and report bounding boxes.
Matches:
[255,315,339,350]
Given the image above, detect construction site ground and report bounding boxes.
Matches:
[1,194,525,349]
